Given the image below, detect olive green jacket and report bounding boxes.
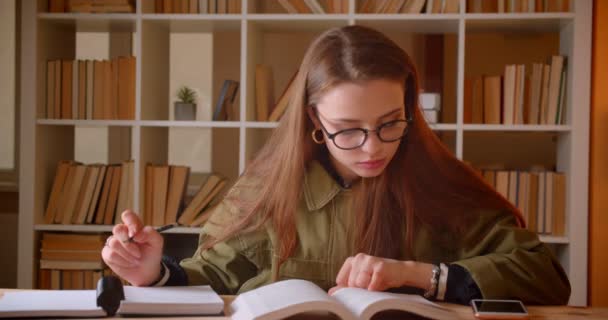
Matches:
[180,161,571,304]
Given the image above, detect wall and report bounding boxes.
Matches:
[0,0,15,170]
[0,0,18,289]
[589,0,608,307]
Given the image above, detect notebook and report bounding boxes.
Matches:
[0,285,224,318]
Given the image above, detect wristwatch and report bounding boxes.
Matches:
[423,264,440,299]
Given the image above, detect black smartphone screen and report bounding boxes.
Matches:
[472,300,527,313]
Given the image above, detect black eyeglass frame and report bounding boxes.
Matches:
[313,107,414,150]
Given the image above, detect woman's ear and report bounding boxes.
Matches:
[306,107,320,128]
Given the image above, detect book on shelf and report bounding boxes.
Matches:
[77,60,87,120]
[358,0,455,14]
[154,0,241,14]
[55,163,86,224]
[103,165,123,225]
[255,64,274,121]
[39,269,103,290]
[484,75,502,124]
[44,160,74,224]
[466,0,570,13]
[165,166,191,225]
[38,268,104,290]
[189,0,199,13]
[463,77,483,123]
[267,70,298,122]
[61,60,73,120]
[426,0,459,13]
[325,0,348,14]
[113,161,134,224]
[93,165,115,225]
[85,165,107,224]
[177,173,227,226]
[152,165,170,227]
[70,165,102,224]
[213,79,239,121]
[278,0,299,13]
[56,0,136,13]
[284,0,313,13]
[102,60,113,120]
[0,284,223,318]
[143,164,191,226]
[230,279,454,320]
[39,233,105,265]
[304,0,325,13]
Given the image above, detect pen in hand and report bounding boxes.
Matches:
[123,223,178,243]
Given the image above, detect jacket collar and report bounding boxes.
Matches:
[303,161,343,211]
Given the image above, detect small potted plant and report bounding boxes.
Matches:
[174,86,197,120]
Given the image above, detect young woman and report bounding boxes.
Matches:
[102,25,570,305]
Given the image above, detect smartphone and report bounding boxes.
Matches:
[470,299,529,319]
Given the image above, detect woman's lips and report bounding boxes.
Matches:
[356,159,385,170]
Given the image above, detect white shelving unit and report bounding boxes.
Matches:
[19,0,592,306]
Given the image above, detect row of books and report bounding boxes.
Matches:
[278,0,349,14]
[44,161,134,225]
[143,165,228,227]
[46,57,136,120]
[255,65,297,122]
[47,0,569,14]
[39,269,108,290]
[464,55,566,125]
[154,0,242,14]
[38,232,107,290]
[142,164,189,226]
[467,0,570,13]
[478,169,566,236]
[359,0,457,14]
[49,0,135,13]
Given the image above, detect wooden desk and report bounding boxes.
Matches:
[2,290,607,319]
[120,296,608,320]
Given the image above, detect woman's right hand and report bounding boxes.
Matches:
[101,210,164,286]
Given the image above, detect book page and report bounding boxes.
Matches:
[332,287,455,320]
[230,279,353,320]
[118,285,224,315]
[0,290,106,318]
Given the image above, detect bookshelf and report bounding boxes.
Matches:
[18,0,592,305]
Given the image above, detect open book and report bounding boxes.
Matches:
[230,279,454,320]
[0,285,223,318]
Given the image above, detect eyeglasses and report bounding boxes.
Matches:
[315,111,411,150]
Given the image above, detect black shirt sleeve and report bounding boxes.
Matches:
[161,255,189,286]
[444,263,482,304]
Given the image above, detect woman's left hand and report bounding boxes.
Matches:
[328,253,434,295]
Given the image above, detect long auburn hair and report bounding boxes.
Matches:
[203,25,524,276]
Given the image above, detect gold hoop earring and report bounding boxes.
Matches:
[311,129,325,144]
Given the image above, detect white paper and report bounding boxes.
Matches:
[0,290,106,318]
[118,285,224,315]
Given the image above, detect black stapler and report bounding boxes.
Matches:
[96,275,125,316]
